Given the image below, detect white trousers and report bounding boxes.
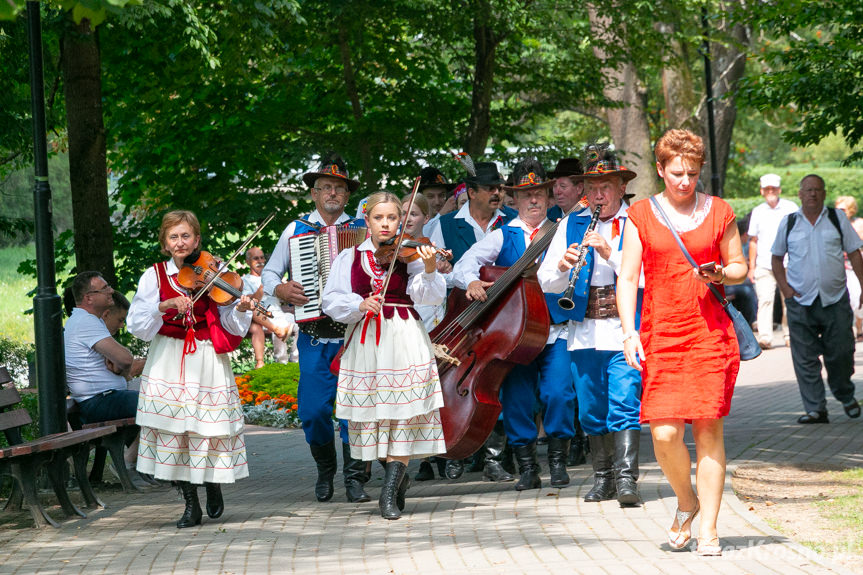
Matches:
[754,267,788,343]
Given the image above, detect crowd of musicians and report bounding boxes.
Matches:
[120,128,749,555]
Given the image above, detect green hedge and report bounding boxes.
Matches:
[241,362,300,398]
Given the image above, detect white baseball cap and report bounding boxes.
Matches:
[760,173,781,188]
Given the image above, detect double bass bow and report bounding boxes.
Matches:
[431,200,588,460]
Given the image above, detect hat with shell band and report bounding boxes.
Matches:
[578,143,637,182]
[302,151,360,193]
[502,156,554,192]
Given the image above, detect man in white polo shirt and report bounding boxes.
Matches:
[747,173,798,349]
[65,271,139,423]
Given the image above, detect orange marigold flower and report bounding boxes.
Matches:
[291,404,298,411]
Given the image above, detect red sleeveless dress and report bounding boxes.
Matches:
[626,196,740,422]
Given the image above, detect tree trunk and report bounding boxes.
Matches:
[697,15,750,197]
[62,17,116,286]
[463,0,498,159]
[658,22,700,133]
[588,5,656,201]
[337,19,375,192]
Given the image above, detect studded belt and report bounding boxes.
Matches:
[585,285,619,319]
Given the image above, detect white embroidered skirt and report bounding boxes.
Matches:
[136,334,248,483]
[335,313,445,461]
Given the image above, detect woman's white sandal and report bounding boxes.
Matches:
[667,502,700,550]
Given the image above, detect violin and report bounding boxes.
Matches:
[176,251,273,318]
[374,235,453,265]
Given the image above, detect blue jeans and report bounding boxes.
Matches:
[78,389,139,424]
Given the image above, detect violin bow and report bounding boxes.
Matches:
[186,212,276,307]
[372,176,422,316]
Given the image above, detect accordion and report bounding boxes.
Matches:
[288,225,367,339]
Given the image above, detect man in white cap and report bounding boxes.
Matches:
[746,173,798,349]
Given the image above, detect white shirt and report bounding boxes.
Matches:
[127,259,252,342]
[423,213,441,237]
[427,200,510,250]
[321,238,446,325]
[537,204,639,351]
[64,308,129,402]
[451,216,564,344]
[242,272,295,328]
[747,198,798,270]
[261,209,356,297]
[260,209,356,343]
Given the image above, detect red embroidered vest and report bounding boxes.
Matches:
[349,248,418,320]
[154,262,211,341]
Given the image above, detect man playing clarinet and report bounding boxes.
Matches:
[537,145,644,507]
[261,152,370,503]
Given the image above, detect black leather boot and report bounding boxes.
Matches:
[547,437,571,487]
[396,468,411,511]
[444,459,464,479]
[204,482,224,519]
[483,421,515,482]
[584,434,616,502]
[613,429,641,507]
[435,457,447,478]
[567,418,588,466]
[309,441,338,502]
[415,460,435,481]
[176,481,202,528]
[513,443,542,491]
[379,461,407,520]
[342,442,370,503]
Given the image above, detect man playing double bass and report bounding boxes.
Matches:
[261,152,370,504]
[451,157,577,491]
[537,145,644,507]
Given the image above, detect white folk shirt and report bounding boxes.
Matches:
[747,198,798,270]
[260,209,355,343]
[537,204,638,351]
[321,238,446,324]
[127,259,252,342]
[452,216,565,345]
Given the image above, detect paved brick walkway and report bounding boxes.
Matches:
[1,345,861,574]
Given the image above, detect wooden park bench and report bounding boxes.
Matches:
[67,400,142,493]
[0,366,116,528]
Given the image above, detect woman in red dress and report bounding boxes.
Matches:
[616,129,747,555]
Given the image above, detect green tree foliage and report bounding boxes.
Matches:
[736,1,863,163]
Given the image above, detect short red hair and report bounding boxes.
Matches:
[655,129,705,168]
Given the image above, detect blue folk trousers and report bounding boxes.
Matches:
[297,333,348,447]
[502,338,575,447]
[570,348,642,436]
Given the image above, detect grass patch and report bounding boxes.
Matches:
[0,245,37,343]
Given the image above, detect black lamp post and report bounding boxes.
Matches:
[701,6,722,198]
[27,0,66,436]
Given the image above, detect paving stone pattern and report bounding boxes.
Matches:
[0,346,860,574]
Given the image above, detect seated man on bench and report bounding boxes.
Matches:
[65,271,148,486]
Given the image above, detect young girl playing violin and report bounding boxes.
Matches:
[127,210,256,528]
[322,191,447,520]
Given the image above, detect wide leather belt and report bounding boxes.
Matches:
[585,285,619,319]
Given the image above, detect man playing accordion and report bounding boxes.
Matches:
[262,152,370,503]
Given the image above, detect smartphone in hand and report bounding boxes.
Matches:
[698,261,717,274]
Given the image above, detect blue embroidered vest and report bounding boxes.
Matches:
[439,206,516,265]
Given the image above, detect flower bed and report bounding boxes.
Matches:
[235,362,301,428]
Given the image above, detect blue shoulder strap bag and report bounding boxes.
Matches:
[650,196,761,361]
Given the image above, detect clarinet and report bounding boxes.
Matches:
[557,205,602,310]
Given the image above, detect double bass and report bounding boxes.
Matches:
[430,213,574,460]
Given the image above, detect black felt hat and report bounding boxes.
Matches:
[465,162,505,188]
[547,157,584,179]
[418,166,457,192]
[302,152,360,193]
[502,156,554,192]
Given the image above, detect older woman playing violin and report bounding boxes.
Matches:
[127,210,257,529]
